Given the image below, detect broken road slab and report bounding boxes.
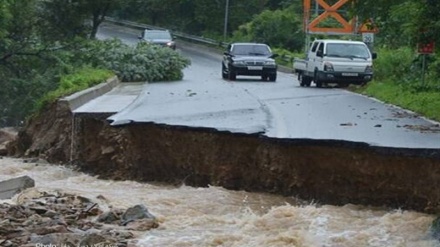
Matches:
[0,175,35,199]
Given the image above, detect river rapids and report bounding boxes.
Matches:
[1,157,438,247]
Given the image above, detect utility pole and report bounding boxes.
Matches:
[223,0,230,40]
[314,0,319,15]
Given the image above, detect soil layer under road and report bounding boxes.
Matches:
[7,99,440,214]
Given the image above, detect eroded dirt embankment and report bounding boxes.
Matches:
[7,102,440,214]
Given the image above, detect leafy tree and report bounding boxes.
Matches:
[41,0,124,39]
[0,0,39,64]
[39,0,90,41]
[352,0,440,49]
[232,5,304,51]
[0,0,76,126]
[193,0,272,37]
[352,0,402,22]
[0,1,11,39]
[113,0,185,28]
[113,0,280,38]
[418,0,440,44]
[265,0,299,10]
[385,2,424,48]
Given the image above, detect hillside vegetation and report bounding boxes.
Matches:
[1,0,439,126]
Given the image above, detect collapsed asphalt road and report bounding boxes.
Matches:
[94,22,440,149]
[96,22,440,147]
[8,22,440,214]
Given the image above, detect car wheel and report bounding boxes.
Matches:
[222,64,228,79]
[269,74,277,82]
[261,75,268,81]
[228,67,236,81]
[298,73,305,86]
[301,75,311,87]
[314,70,322,88]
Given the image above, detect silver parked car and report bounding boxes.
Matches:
[139,29,176,50]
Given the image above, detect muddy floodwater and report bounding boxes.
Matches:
[1,157,439,247]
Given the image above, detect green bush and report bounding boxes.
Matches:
[373,47,415,82]
[424,53,440,89]
[80,39,191,82]
[37,67,114,111]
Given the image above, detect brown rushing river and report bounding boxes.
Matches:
[1,157,438,247]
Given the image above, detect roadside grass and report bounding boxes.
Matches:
[37,67,114,112]
[357,80,440,122]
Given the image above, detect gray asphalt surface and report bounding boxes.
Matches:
[76,23,440,148]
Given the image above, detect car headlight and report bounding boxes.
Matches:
[264,61,276,65]
[233,61,245,65]
[324,62,334,72]
[365,65,373,73]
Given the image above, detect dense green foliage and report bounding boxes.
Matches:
[353,0,440,48]
[114,1,292,34]
[231,5,304,51]
[372,47,416,82]
[0,0,77,126]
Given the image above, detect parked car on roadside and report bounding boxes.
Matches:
[222,42,278,82]
[138,29,176,50]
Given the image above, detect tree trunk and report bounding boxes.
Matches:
[90,13,100,39]
[89,3,110,39]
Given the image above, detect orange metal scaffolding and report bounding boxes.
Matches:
[304,0,356,35]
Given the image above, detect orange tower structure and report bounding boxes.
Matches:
[303,0,356,35]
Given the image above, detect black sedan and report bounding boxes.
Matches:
[222,42,278,82]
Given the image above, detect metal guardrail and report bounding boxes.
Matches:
[105,17,229,48]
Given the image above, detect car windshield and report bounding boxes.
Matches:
[231,44,271,56]
[145,31,171,40]
[326,43,370,59]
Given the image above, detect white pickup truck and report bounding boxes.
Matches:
[293,39,377,88]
